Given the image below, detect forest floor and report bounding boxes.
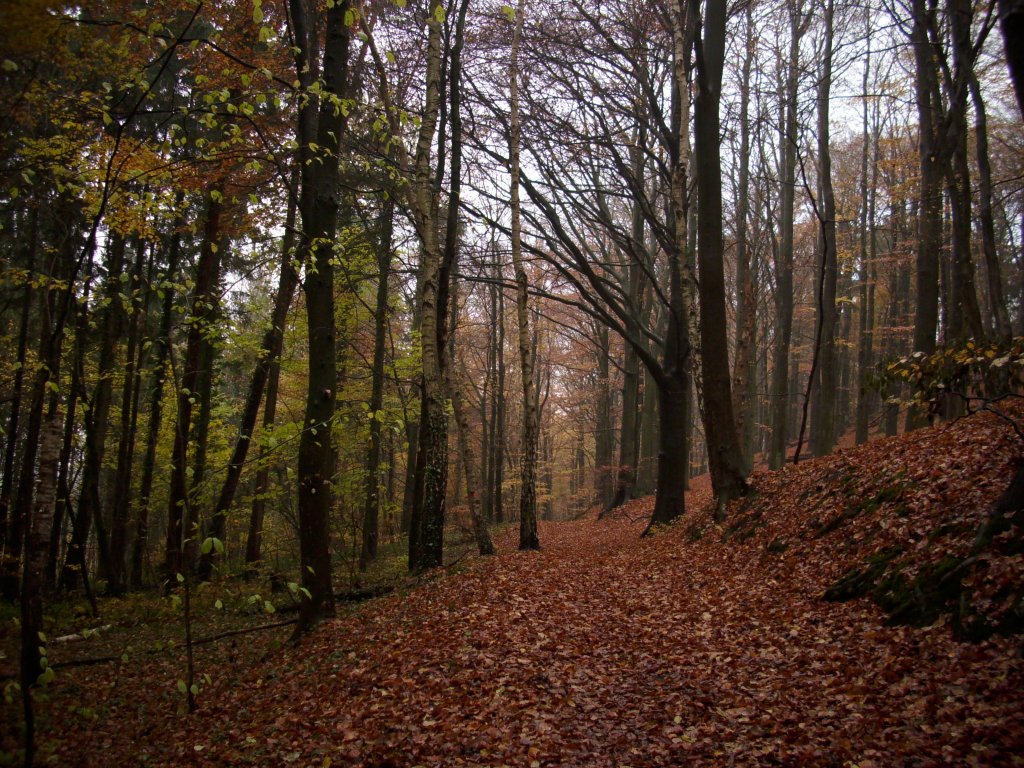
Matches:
[3,407,1024,767]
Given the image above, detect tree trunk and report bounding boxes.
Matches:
[908,0,942,431]
[998,0,1024,117]
[359,199,394,570]
[769,0,804,468]
[67,232,127,589]
[968,69,1013,342]
[646,372,688,530]
[291,0,352,632]
[131,208,183,589]
[731,2,757,474]
[809,0,839,459]
[694,0,748,508]
[107,239,148,594]
[855,20,878,446]
[164,193,224,583]
[509,0,539,551]
[0,210,36,602]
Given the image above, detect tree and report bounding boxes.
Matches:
[508,0,540,550]
[694,0,749,505]
[290,0,354,633]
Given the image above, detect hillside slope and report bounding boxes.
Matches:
[45,409,1024,767]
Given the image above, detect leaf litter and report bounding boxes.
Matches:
[26,408,1024,766]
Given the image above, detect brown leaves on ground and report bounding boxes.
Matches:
[33,410,1024,766]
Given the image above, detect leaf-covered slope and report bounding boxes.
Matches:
[50,410,1024,767]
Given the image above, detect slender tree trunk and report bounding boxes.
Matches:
[636,366,659,494]
[855,19,878,446]
[20,202,74,766]
[731,3,757,474]
[107,240,148,594]
[68,233,127,588]
[164,194,224,583]
[447,276,495,556]
[0,211,36,602]
[968,70,1013,341]
[770,0,804,467]
[508,0,539,550]
[493,284,507,524]
[359,200,394,570]
[131,209,183,588]
[809,0,839,459]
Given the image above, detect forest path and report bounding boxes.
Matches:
[157,489,1020,766]
[40,410,1024,766]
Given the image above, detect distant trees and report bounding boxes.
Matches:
[0,0,1020,702]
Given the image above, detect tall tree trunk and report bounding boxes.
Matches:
[695,0,748,508]
[67,232,127,589]
[855,18,878,446]
[731,2,757,474]
[508,0,539,551]
[20,202,75,766]
[131,209,183,589]
[770,0,805,468]
[447,276,495,557]
[359,200,395,570]
[291,0,352,632]
[0,210,36,602]
[809,0,839,459]
[493,285,507,525]
[943,0,984,343]
[908,0,943,430]
[968,70,1013,341]
[403,0,448,572]
[107,239,148,594]
[164,194,224,583]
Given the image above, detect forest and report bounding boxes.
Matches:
[1,0,1023,764]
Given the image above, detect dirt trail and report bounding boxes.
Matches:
[38,410,1024,767]
[130,504,1021,767]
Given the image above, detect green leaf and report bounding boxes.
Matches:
[263,601,276,614]
[501,4,516,21]
[215,599,224,610]
[433,3,446,23]
[177,680,188,694]
[252,0,263,24]
[176,572,185,583]
[190,683,199,696]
